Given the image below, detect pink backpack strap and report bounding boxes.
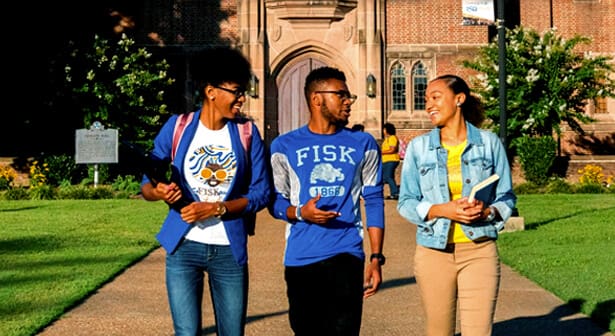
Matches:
[238,121,252,154]
[171,112,194,161]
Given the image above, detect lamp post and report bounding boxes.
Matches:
[497,0,507,149]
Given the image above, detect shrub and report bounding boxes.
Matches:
[29,160,50,188]
[0,165,18,190]
[575,183,607,194]
[514,135,557,185]
[544,177,574,194]
[577,164,612,185]
[3,187,30,200]
[513,181,542,194]
[29,185,57,200]
[57,185,93,199]
[111,175,141,196]
[43,153,87,186]
[89,186,115,199]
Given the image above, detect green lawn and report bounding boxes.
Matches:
[0,200,167,336]
[0,195,613,335]
[497,194,615,333]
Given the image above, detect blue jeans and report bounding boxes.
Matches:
[382,161,400,196]
[166,240,248,336]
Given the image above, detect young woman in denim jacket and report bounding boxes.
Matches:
[140,47,271,336]
[397,75,516,336]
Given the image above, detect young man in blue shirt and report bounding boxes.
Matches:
[269,66,385,335]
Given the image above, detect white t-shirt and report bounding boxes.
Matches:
[183,122,236,245]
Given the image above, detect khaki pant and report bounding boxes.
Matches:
[414,240,500,336]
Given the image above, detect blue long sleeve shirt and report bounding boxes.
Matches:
[269,126,384,266]
[141,110,272,265]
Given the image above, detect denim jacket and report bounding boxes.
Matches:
[397,122,516,250]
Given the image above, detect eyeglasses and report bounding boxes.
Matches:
[215,86,246,99]
[314,90,357,104]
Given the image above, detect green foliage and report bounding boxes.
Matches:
[111,175,142,195]
[463,26,615,146]
[513,181,542,194]
[498,194,615,332]
[42,154,87,186]
[0,165,18,190]
[28,185,57,200]
[2,187,29,200]
[65,33,175,143]
[89,186,116,199]
[515,135,557,185]
[0,200,165,336]
[575,183,608,194]
[544,177,574,194]
[56,185,94,199]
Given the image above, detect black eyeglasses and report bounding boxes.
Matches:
[314,90,357,104]
[215,86,246,99]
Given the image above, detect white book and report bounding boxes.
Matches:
[468,174,500,203]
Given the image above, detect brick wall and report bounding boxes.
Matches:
[386,1,488,44]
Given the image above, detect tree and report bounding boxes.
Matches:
[64,33,175,145]
[463,26,615,149]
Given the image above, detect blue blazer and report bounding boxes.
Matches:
[142,110,272,265]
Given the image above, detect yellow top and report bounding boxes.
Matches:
[382,135,400,163]
[442,140,471,244]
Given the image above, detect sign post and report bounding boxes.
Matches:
[75,121,119,187]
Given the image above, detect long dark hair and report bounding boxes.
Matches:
[432,74,485,127]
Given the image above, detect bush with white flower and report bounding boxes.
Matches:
[65,33,175,145]
[463,26,615,145]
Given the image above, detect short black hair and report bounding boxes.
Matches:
[304,66,346,102]
[383,122,396,135]
[351,124,365,132]
[192,47,252,92]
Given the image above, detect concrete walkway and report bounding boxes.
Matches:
[37,202,612,336]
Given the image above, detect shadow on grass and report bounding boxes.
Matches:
[487,299,613,336]
[525,206,615,230]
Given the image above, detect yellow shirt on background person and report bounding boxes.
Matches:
[442,140,471,244]
[382,135,400,163]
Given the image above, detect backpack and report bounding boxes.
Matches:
[170,112,256,236]
[398,137,407,160]
[171,112,252,161]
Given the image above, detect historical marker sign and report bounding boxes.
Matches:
[75,121,119,164]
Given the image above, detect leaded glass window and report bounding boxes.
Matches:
[391,63,406,111]
[413,62,427,111]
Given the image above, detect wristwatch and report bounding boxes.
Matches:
[215,202,227,218]
[295,204,304,222]
[370,253,386,266]
[485,206,496,222]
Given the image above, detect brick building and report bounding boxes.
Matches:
[136,0,614,162]
[7,1,612,180]
[150,0,611,179]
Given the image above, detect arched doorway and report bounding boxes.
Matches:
[265,57,327,144]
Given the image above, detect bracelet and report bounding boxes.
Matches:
[295,204,303,222]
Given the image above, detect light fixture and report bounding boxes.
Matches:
[248,74,259,98]
[366,74,376,98]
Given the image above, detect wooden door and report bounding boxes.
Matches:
[276,58,327,136]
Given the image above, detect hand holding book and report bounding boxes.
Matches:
[468,174,499,203]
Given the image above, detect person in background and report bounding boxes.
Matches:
[269,66,385,336]
[140,47,271,336]
[381,122,400,200]
[351,123,365,132]
[397,74,516,336]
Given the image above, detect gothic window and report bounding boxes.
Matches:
[391,63,406,111]
[412,62,427,111]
